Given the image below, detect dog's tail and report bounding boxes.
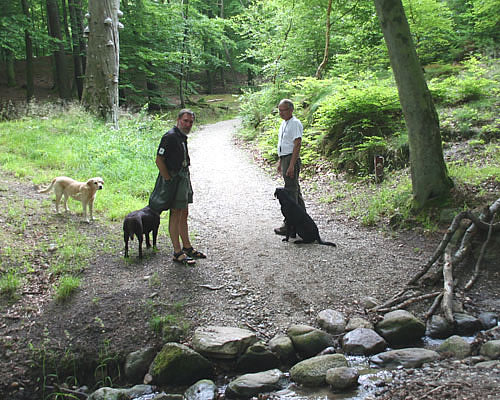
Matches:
[318,238,336,247]
[38,178,56,193]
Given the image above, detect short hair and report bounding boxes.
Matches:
[279,99,294,111]
[178,108,195,120]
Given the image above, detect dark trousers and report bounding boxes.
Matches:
[280,154,305,211]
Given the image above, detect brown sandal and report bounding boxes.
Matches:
[173,251,196,266]
[182,247,206,259]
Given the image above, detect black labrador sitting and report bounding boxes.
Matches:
[274,187,336,247]
[123,206,160,258]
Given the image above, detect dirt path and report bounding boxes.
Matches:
[184,119,432,333]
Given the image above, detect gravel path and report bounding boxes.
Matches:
[183,118,431,335]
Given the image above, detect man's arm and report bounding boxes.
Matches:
[286,137,302,178]
[156,155,171,180]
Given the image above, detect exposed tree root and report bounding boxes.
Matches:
[369,198,499,321]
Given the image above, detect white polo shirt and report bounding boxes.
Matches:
[277,116,303,157]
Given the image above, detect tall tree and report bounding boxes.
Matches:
[67,0,85,98]
[46,0,72,99]
[81,0,121,127]
[373,0,453,207]
[315,0,332,79]
[20,0,34,101]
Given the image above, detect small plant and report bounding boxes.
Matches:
[0,269,22,299]
[54,275,81,302]
[94,339,121,388]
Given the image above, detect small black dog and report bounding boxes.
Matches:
[123,206,160,258]
[274,187,336,247]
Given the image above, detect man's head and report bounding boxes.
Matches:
[177,109,195,134]
[278,99,294,121]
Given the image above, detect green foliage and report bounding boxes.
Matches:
[403,0,456,64]
[0,269,22,299]
[313,80,406,174]
[429,56,496,106]
[54,275,81,302]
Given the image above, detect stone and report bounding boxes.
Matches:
[438,335,471,359]
[325,367,359,390]
[342,328,387,356]
[225,369,284,398]
[289,354,347,387]
[345,316,373,331]
[162,325,184,343]
[454,313,482,336]
[124,347,156,384]
[287,324,335,358]
[192,326,258,359]
[317,309,346,334]
[474,360,500,369]
[480,340,500,359]
[360,296,379,310]
[88,385,153,400]
[148,343,213,386]
[426,314,454,339]
[370,348,439,369]
[478,312,498,330]
[268,334,297,366]
[184,379,217,400]
[236,341,280,372]
[375,310,425,346]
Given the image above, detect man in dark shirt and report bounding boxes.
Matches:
[150,109,206,265]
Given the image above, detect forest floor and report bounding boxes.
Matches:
[0,118,499,399]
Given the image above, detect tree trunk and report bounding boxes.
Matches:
[179,0,189,108]
[46,0,72,100]
[5,49,16,87]
[373,0,453,208]
[82,0,121,127]
[21,0,35,101]
[315,0,332,79]
[68,0,84,99]
[75,0,87,73]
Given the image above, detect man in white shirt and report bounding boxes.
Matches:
[275,99,306,236]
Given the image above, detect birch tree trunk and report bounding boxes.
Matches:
[373,0,453,208]
[82,0,121,127]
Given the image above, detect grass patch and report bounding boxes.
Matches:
[54,275,81,302]
[0,269,23,299]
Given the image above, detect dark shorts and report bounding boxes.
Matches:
[171,168,193,209]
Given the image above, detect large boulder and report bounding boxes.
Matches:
[289,354,347,387]
[438,335,471,359]
[88,385,153,400]
[287,324,335,358]
[148,343,213,386]
[317,309,346,334]
[236,341,280,372]
[375,310,425,346]
[268,334,297,366]
[342,328,387,356]
[325,367,359,390]
[454,313,482,336]
[478,312,498,330]
[346,317,373,331]
[225,369,284,398]
[371,348,439,369]
[426,315,454,339]
[480,340,500,359]
[124,347,156,384]
[192,326,258,359]
[184,379,217,400]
